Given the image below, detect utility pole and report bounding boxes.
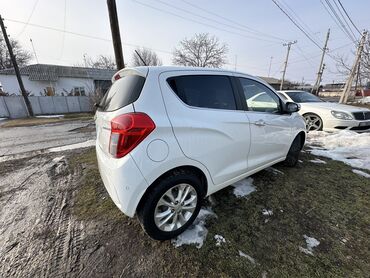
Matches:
[339,31,368,103]
[268,56,273,77]
[312,29,330,95]
[354,60,361,92]
[280,41,297,90]
[30,38,39,64]
[107,0,125,70]
[0,16,33,116]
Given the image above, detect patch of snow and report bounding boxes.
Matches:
[214,234,226,246]
[358,96,370,104]
[238,250,256,265]
[298,160,303,163]
[299,235,320,255]
[52,156,65,163]
[36,115,64,118]
[262,209,273,216]
[307,131,370,170]
[309,158,327,164]
[266,167,284,175]
[172,208,216,249]
[231,177,256,198]
[0,117,8,121]
[48,140,95,152]
[352,169,370,178]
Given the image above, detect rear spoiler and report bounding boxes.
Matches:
[112,67,149,83]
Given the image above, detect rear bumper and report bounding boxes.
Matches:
[96,142,149,217]
[324,119,370,132]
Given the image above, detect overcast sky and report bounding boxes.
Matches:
[2,0,369,84]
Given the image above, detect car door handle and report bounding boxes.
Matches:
[254,120,266,126]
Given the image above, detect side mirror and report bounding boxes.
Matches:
[284,102,300,113]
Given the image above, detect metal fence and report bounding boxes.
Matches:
[0,96,93,118]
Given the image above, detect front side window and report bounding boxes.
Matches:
[238,78,281,113]
[167,75,236,110]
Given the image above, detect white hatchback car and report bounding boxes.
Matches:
[95,66,306,240]
[278,90,370,132]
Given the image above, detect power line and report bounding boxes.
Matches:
[16,0,39,38]
[132,0,281,44]
[58,0,67,59]
[279,0,316,37]
[271,0,323,50]
[332,0,357,40]
[6,18,112,41]
[321,0,357,42]
[337,0,362,35]
[5,17,175,57]
[180,0,288,42]
[293,45,316,68]
[155,0,286,43]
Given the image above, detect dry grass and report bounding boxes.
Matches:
[0,113,93,128]
[70,148,370,277]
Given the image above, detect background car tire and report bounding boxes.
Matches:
[303,113,323,131]
[283,135,302,167]
[137,169,203,240]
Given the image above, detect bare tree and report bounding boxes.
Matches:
[0,37,32,69]
[336,39,370,87]
[77,54,116,69]
[173,33,228,68]
[132,47,162,66]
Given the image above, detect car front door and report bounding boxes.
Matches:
[159,71,251,188]
[236,77,293,170]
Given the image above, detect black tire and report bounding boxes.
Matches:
[137,169,203,240]
[284,135,302,167]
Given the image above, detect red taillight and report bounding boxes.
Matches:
[109,113,155,158]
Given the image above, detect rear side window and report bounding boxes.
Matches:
[167,75,236,110]
[98,75,145,112]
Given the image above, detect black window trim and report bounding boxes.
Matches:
[166,74,244,112]
[234,77,284,114]
[97,74,146,112]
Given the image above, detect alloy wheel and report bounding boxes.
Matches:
[304,114,322,131]
[154,183,198,232]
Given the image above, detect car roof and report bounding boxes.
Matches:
[114,66,274,90]
[141,66,255,77]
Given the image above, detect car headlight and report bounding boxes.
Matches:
[331,110,353,120]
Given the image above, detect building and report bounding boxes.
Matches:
[258,76,281,90]
[0,64,116,96]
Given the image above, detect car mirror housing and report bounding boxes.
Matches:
[284,102,300,113]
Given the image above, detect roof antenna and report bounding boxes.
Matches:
[134,50,147,66]
[30,38,39,64]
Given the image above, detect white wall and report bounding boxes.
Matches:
[0,74,95,96]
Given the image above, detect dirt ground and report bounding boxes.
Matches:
[1,144,369,277]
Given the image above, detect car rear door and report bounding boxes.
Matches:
[159,71,251,188]
[236,77,292,170]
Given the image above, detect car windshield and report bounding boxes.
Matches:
[286,91,323,103]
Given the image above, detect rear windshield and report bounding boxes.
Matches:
[98,75,146,112]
